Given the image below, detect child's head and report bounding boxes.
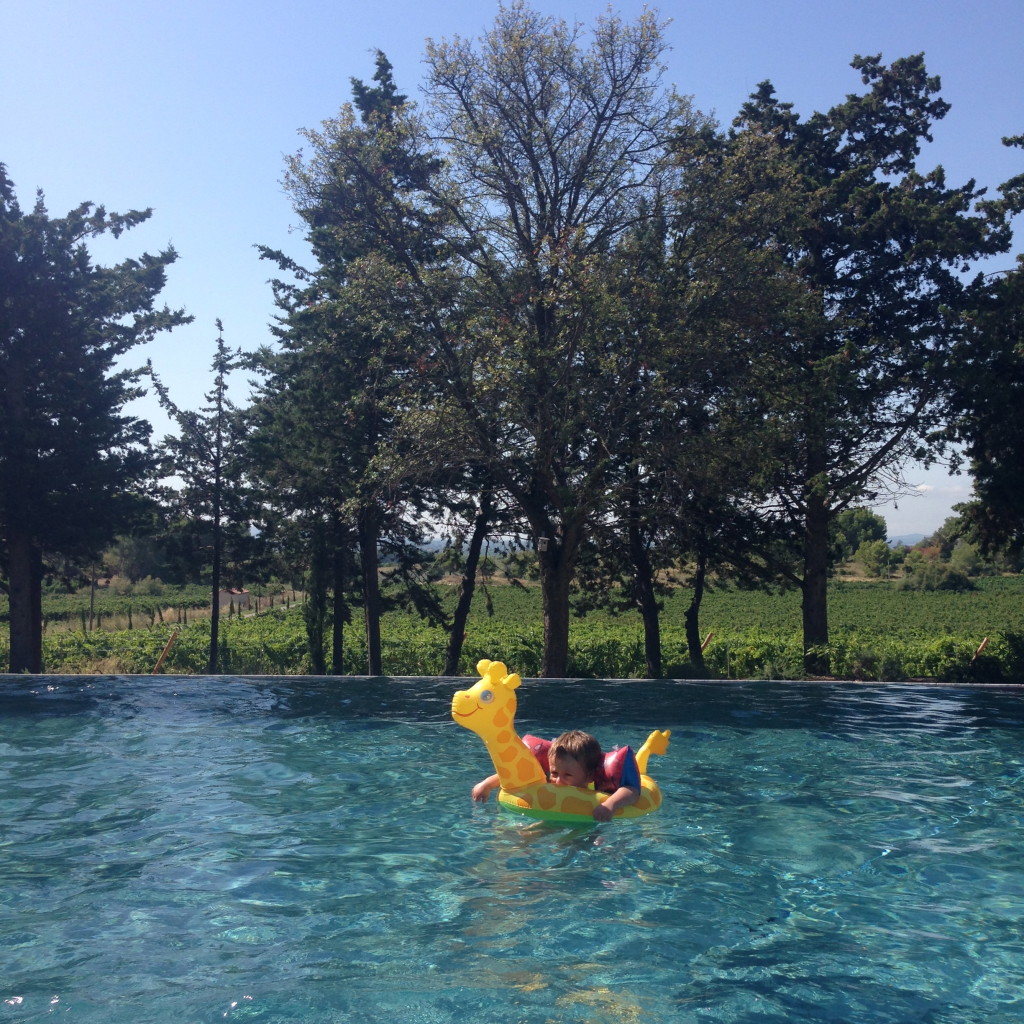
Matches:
[548,730,602,787]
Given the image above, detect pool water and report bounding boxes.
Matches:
[2,676,1023,1023]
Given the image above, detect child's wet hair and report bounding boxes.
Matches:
[549,730,602,777]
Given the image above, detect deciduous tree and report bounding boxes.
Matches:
[418,3,691,675]
[275,10,692,676]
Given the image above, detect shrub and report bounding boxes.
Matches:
[897,562,975,592]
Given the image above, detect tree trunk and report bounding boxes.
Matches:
[538,536,575,678]
[540,564,571,677]
[444,494,492,676]
[683,553,707,676]
[628,512,662,678]
[303,522,329,674]
[330,520,349,676]
[6,528,43,673]
[802,493,831,676]
[358,508,383,676]
[208,515,222,674]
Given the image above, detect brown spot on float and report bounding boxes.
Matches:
[561,795,595,817]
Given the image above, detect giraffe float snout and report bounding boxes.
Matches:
[450,688,482,721]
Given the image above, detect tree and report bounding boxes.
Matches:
[254,51,444,675]
[150,322,250,673]
[431,5,688,676]
[103,526,168,582]
[855,539,896,578]
[921,515,967,560]
[948,539,982,577]
[578,120,804,678]
[275,10,691,676]
[0,165,188,672]
[832,508,888,564]
[729,56,1015,674]
[945,216,1024,556]
[418,3,690,675]
[246,302,356,675]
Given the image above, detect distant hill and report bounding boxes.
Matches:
[888,533,925,548]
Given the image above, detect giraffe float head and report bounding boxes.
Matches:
[451,659,546,790]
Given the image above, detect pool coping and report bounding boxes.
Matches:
[3,672,1024,689]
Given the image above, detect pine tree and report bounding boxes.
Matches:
[150,322,249,674]
[0,165,189,672]
[252,52,442,674]
[730,56,1014,674]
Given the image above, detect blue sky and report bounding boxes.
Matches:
[4,0,1022,538]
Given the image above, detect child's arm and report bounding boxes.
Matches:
[471,773,501,802]
[592,784,639,822]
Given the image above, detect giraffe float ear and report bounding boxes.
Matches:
[502,672,522,690]
[477,659,509,685]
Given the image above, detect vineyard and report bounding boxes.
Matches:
[4,577,1024,682]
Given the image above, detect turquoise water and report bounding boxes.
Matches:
[2,676,1023,1023]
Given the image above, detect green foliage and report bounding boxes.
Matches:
[25,576,1024,683]
[832,509,889,563]
[855,539,901,578]
[945,232,1024,556]
[0,582,210,626]
[252,53,447,675]
[150,324,253,590]
[7,19,1024,685]
[0,164,190,671]
[725,55,1015,673]
[948,539,985,577]
[103,534,168,582]
[35,611,311,675]
[896,560,975,592]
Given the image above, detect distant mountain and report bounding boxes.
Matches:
[888,533,925,548]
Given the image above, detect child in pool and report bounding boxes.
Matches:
[470,729,641,822]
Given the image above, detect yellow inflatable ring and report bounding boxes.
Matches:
[496,776,664,823]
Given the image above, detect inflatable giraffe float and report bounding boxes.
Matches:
[451,658,670,822]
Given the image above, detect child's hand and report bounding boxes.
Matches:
[593,785,638,821]
[471,773,500,802]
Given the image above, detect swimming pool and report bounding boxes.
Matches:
[2,675,1023,1022]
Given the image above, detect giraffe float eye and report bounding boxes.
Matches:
[479,689,494,704]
